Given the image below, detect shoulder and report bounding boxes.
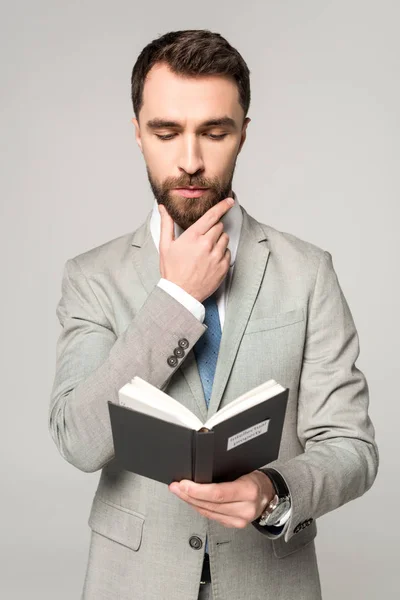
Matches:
[66,229,138,277]
[266,223,325,260]
[245,209,328,273]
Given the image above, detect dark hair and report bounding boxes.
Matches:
[131,30,251,121]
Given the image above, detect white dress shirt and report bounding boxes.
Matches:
[149,190,291,530]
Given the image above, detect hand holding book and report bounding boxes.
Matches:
[168,469,276,530]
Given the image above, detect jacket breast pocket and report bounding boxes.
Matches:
[88,495,145,552]
[272,520,317,558]
[244,308,304,335]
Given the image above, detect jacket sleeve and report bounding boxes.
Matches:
[253,250,379,542]
[48,258,206,473]
[157,278,205,322]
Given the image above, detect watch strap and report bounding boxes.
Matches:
[257,467,290,499]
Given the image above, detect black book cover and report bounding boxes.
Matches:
[107,387,288,485]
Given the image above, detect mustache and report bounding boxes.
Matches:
[164,176,214,189]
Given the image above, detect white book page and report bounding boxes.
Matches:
[204,379,284,430]
[118,376,203,430]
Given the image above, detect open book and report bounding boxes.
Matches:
[107,377,288,485]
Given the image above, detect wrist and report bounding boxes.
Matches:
[255,468,291,527]
[257,468,290,498]
[253,470,275,517]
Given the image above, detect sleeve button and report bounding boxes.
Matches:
[173,347,185,358]
[178,338,189,349]
[167,355,178,367]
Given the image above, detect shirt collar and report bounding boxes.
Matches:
[149,190,243,267]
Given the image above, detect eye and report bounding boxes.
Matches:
[155,134,176,140]
[208,134,227,140]
[155,133,228,141]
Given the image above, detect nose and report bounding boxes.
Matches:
[177,135,205,176]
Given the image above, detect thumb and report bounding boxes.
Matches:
[158,204,175,254]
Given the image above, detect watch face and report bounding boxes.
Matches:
[267,498,291,525]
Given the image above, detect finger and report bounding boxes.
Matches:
[172,479,245,503]
[193,505,248,529]
[190,197,234,236]
[213,232,230,258]
[172,489,251,518]
[158,204,175,253]
[224,247,231,264]
[203,220,225,246]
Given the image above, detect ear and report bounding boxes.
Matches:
[238,117,251,155]
[131,117,143,153]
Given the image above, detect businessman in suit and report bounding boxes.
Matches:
[49,30,378,599]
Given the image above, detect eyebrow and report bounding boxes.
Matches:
[146,116,237,130]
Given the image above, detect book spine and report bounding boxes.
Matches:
[192,430,215,483]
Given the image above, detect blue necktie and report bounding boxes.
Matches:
[193,294,222,408]
[193,293,222,555]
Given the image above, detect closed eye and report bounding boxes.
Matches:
[155,133,228,141]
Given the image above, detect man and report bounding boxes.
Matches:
[49,29,378,600]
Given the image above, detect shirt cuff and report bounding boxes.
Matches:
[157,279,205,322]
[273,507,292,527]
[262,511,291,535]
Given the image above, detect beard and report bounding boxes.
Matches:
[145,161,237,230]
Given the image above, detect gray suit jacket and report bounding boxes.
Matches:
[49,205,378,600]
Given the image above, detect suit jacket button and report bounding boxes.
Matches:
[167,355,178,367]
[294,524,301,534]
[178,338,189,349]
[173,347,185,358]
[189,536,203,550]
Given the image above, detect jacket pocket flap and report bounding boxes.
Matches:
[88,495,145,551]
[244,308,304,335]
[272,520,317,558]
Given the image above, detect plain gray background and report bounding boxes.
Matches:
[1,1,398,598]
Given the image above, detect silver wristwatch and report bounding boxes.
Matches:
[257,468,291,527]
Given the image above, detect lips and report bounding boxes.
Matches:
[174,188,209,198]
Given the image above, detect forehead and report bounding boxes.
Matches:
[140,63,242,123]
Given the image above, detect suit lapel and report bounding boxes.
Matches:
[130,205,270,424]
[206,206,270,420]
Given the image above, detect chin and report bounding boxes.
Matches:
[160,189,225,230]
